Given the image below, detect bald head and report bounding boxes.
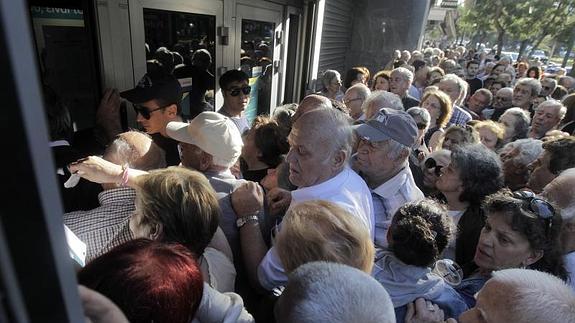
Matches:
[104,131,166,171]
[292,94,331,122]
[542,168,575,219]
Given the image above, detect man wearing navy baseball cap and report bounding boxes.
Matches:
[120,61,183,165]
[353,108,425,248]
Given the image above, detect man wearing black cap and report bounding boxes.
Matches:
[353,108,424,248]
[120,62,183,165]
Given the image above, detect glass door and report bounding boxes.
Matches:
[235,3,283,121]
[129,0,223,117]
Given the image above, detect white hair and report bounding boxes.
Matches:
[537,99,568,121]
[361,91,403,117]
[302,108,353,164]
[516,77,543,97]
[490,269,575,323]
[391,67,414,84]
[385,139,410,161]
[346,83,371,101]
[275,262,396,323]
[501,138,543,167]
[441,74,468,105]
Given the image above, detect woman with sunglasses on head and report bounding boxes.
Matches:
[456,189,566,308]
[435,144,503,272]
[419,149,451,197]
[420,90,453,151]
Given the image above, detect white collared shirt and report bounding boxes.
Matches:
[257,166,374,290]
[371,166,424,248]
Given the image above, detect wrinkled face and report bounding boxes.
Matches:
[442,131,465,151]
[435,161,463,194]
[422,95,442,124]
[500,147,528,190]
[468,92,489,113]
[458,280,513,323]
[421,155,450,189]
[286,120,333,187]
[512,84,533,108]
[135,99,170,135]
[528,151,556,193]
[374,76,389,91]
[478,127,498,151]
[223,80,250,113]
[438,80,460,103]
[540,79,555,97]
[531,105,561,136]
[498,113,517,142]
[178,142,204,171]
[327,76,342,94]
[344,89,365,120]
[467,63,479,78]
[355,139,398,182]
[389,72,410,96]
[473,213,537,271]
[493,90,512,109]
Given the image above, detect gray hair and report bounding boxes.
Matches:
[391,67,414,84]
[385,139,411,161]
[536,99,568,121]
[489,269,575,323]
[406,107,431,127]
[501,138,543,167]
[104,131,166,171]
[441,74,468,105]
[500,107,531,141]
[346,83,371,101]
[275,262,396,323]
[304,108,354,163]
[361,91,403,118]
[321,69,341,89]
[516,77,542,97]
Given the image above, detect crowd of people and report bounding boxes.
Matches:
[48,43,575,322]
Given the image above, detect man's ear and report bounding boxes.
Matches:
[165,104,178,117]
[149,223,163,240]
[199,151,213,171]
[523,249,544,267]
[331,150,347,169]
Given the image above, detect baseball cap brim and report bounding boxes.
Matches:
[120,87,156,104]
[165,121,199,146]
[353,123,391,142]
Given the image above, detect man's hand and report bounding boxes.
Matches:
[231,181,264,217]
[405,298,446,323]
[69,156,123,184]
[79,285,129,323]
[267,187,291,216]
[96,89,123,142]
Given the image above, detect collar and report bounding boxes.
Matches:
[372,167,410,198]
[291,167,348,202]
[50,140,70,147]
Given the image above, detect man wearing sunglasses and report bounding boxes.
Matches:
[352,108,424,248]
[218,70,251,135]
[120,63,183,166]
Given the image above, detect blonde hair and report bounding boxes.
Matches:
[474,120,505,140]
[276,200,374,273]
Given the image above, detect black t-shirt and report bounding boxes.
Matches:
[151,133,180,166]
[466,78,483,95]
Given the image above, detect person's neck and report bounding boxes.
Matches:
[221,104,242,117]
[365,165,404,189]
[244,156,268,171]
[443,191,470,211]
[159,116,183,137]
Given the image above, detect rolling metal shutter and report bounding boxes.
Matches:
[318,0,354,77]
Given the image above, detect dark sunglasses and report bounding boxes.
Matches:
[424,158,443,176]
[227,86,251,97]
[416,123,428,130]
[513,190,555,235]
[133,104,169,120]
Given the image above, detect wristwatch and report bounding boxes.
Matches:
[236,215,259,228]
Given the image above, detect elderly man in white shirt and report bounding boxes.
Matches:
[352,108,424,248]
[232,95,374,291]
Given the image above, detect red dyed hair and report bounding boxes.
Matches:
[78,239,204,323]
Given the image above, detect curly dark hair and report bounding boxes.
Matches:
[543,136,575,175]
[389,199,452,267]
[252,116,290,168]
[451,144,504,206]
[482,189,567,280]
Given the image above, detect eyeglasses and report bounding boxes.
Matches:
[133,104,170,120]
[227,85,251,97]
[344,97,363,105]
[513,190,555,235]
[416,123,428,130]
[424,158,443,176]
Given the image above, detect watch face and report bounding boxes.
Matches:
[432,259,463,286]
